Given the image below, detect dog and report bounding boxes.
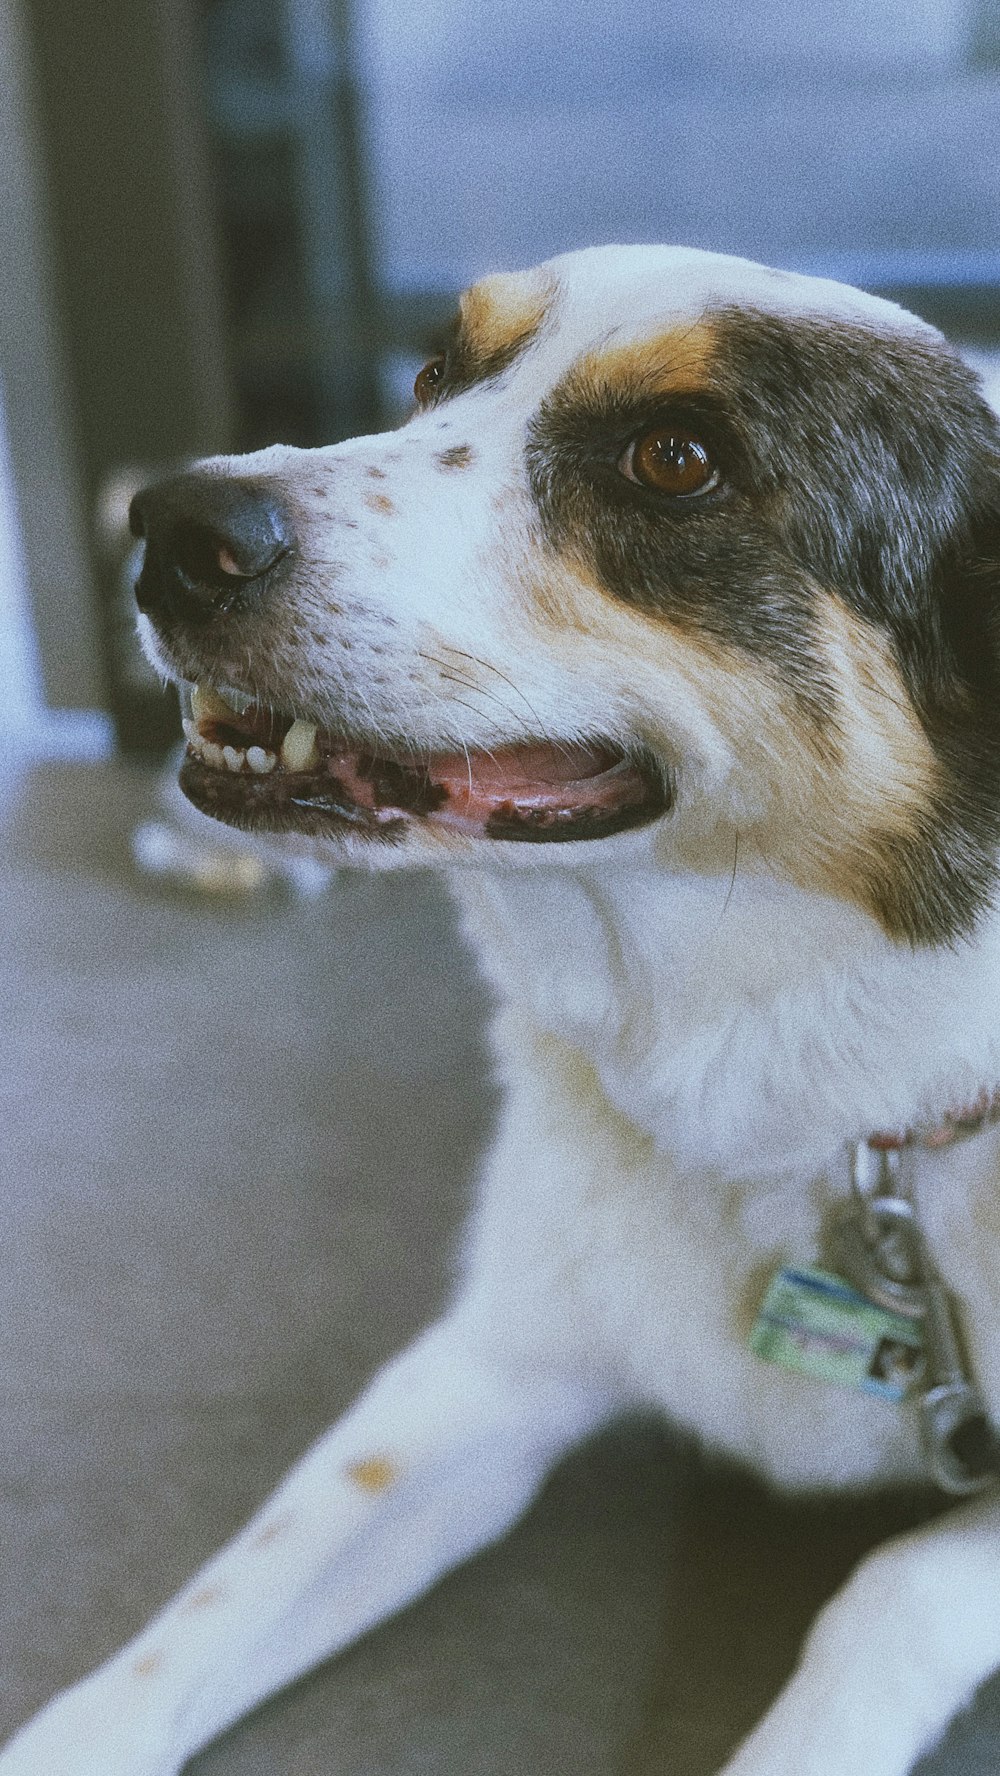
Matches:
[6,243,1000,1775]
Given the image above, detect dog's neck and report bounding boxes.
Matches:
[451,856,1000,1180]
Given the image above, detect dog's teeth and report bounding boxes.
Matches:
[280,720,319,772]
[192,683,237,724]
[201,740,226,769]
[246,746,276,775]
[222,745,245,773]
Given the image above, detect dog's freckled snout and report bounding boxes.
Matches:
[130,471,295,624]
[436,444,475,471]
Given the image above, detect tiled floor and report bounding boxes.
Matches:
[1,757,997,1773]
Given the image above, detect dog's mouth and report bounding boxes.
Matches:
[178,683,671,844]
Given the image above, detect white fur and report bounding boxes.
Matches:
[4,246,1000,1776]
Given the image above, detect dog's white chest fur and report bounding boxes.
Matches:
[452,859,1000,1492]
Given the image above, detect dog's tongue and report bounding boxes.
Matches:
[327,739,652,836]
[435,739,619,799]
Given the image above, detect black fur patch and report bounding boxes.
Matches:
[526,309,1000,944]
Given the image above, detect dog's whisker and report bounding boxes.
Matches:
[441,649,575,759]
[409,672,507,778]
[432,698,505,771]
[347,679,389,748]
[719,830,740,923]
[417,649,532,742]
[405,679,461,776]
[434,669,535,740]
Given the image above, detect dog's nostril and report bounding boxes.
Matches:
[131,472,294,619]
[216,544,244,577]
[171,522,285,594]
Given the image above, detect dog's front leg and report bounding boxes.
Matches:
[0,1312,604,1776]
[717,1491,1000,1776]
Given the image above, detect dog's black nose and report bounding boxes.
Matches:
[130,472,294,622]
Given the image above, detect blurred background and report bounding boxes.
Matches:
[3,5,1000,1774]
[3,0,1000,759]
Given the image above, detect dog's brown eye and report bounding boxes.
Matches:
[621,430,719,498]
[414,356,446,406]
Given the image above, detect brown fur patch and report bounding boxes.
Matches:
[557,321,718,412]
[345,1455,398,1494]
[133,1651,165,1678]
[679,597,937,922]
[254,1513,293,1547]
[364,492,395,516]
[522,557,939,933]
[458,269,552,368]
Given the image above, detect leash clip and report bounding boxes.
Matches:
[833,1139,996,1496]
[830,1142,924,1319]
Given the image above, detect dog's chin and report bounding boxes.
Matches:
[176,685,671,848]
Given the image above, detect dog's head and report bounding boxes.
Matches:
[134,244,1000,944]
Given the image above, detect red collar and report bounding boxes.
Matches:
[869,1087,1000,1153]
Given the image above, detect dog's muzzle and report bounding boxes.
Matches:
[131,471,672,849]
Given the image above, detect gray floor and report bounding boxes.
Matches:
[1,757,998,1774]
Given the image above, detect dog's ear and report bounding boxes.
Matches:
[879,380,1000,944]
[931,475,1000,707]
[900,446,1000,944]
[897,355,1000,709]
[933,492,1000,701]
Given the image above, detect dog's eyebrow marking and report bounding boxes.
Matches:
[435,444,475,470]
[440,270,557,396]
[553,318,718,413]
[345,1455,398,1494]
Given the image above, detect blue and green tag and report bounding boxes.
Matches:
[749,1265,924,1402]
